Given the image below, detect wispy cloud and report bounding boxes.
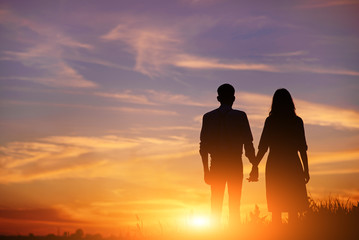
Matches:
[282,64,359,77]
[0,10,96,88]
[1,100,178,116]
[182,0,220,5]
[118,106,178,115]
[100,14,359,77]
[0,135,139,182]
[310,149,359,164]
[100,15,282,76]
[297,0,359,8]
[263,50,308,57]
[174,54,279,72]
[296,99,359,129]
[174,55,359,76]
[0,132,198,184]
[64,55,133,71]
[42,135,139,150]
[237,92,359,129]
[0,71,95,89]
[101,21,181,77]
[94,91,156,105]
[100,17,280,75]
[311,163,359,176]
[95,89,213,107]
[144,89,213,107]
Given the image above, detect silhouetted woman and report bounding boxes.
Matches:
[255,88,309,224]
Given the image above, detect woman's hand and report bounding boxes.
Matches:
[304,170,310,184]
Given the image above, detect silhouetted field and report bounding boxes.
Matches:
[1,197,358,240]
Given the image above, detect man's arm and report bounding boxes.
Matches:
[200,150,211,184]
[242,112,258,182]
[244,142,255,163]
[200,115,211,185]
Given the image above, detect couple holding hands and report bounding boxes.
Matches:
[199,84,309,226]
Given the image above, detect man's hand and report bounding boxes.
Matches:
[247,165,259,182]
[204,169,212,185]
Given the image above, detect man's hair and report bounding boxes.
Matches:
[217,84,235,104]
[217,83,235,97]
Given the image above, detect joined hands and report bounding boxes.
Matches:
[247,164,259,182]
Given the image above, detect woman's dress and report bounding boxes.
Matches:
[258,115,308,212]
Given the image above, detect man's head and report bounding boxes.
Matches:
[217,83,235,106]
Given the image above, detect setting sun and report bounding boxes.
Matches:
[188,215,211,229]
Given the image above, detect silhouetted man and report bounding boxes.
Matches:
[200,83,256,227]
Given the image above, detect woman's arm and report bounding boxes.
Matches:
[300,150,310,183]
[255,117,270,166]
[255,148,267,166]
[298,117,309,184]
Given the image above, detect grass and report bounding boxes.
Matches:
[238,197,359,240]
[299,197,359,240]
[0,197,358,240]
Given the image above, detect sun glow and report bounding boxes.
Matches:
[188,215,211,229]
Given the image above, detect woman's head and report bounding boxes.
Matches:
[270,88,296,116]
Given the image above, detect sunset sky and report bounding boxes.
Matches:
[0,0,359,236]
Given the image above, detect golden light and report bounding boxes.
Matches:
[188,215,211,229]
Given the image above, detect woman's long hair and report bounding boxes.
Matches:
[269,88,297,117]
